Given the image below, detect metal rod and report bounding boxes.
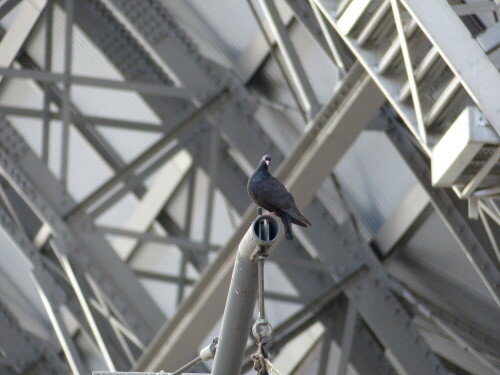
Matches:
[245,0,308,123]
[203,124,219,254]
[259,0,320,119]
[0,104,163,132]
[64,91,227,219]
[389,0,426,144]
[258,256,265,319]
[178,162,197,303]
[309,0,346,73]
[480,200,500,226]
[0,67,196,98]
[171,356,203,375]
[478,207,500,263]
[60,0,74,187]
[211,215,281,375]
[317,330,332,375]
[54,246,116,371]
[334,301,358,375]
[95,225,218,252]
[42,0,53,164]
[35,280,85,375]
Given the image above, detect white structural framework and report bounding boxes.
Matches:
[0,0,499,374]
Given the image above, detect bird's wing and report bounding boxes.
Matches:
[263,177,311,226]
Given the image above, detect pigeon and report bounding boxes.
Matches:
[247,155,311,240]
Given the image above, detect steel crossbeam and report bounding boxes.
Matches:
[1,0,488,373]
[133,70,380,370]
[386,121,500,308]
[0,297,68,375]
[398,0,500,137]
[0,116,163,344]
[63,2,454,374]
[0,67,198,98]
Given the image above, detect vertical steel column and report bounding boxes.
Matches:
[42,0,53,163]
[334,301,358,375]
[211,215,280,375]
[60,0,73,186]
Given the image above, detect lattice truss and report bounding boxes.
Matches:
[0,0,499,374]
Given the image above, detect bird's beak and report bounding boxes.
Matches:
[265,160,270,166]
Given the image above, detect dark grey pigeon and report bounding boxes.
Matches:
[247,155,311,240]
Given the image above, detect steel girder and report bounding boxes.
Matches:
[0,0,468,374]
[0,2,332,374]
[386,117,500,308]
[64,1,452,373]
[0,116,163,348]
[398,0,500,136]
[286,0,500,207]
[0,297,68,375]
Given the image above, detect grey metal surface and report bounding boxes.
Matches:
[387,119,500,308]
[0,0,499,373]
[0,115,163,366]
[212,215,280,375]
[0,297,68,375]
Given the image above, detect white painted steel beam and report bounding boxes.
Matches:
[259,0,320,118]
[112,151,191,259]
[36,280,86,375]
[374,184,431,256]
[0,116,164,343]
[0,0,46,83]
[387,122,500,308]
[399,0,500,137]
[134,72,382,371]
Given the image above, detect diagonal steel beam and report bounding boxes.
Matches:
[386,118,500,308]
[0,115,164,343]
[101,3,448,372]
[64,92,228,219]
[259,0,320,118]
[398,0,500,136]
[110,150,191,259]
[133,70,380,371]
[0,0,22,19]
[373,184,432,257]
[0,298,68,375]
[0,0,46,82]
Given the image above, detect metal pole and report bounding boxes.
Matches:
[211,214,281,375]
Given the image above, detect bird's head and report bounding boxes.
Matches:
[261,155,271,167]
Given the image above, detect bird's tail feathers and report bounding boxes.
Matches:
[284,208,311,227]
[281,213,294,240]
